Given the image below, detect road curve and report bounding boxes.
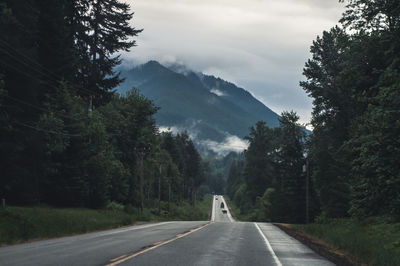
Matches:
[0,196,335,266]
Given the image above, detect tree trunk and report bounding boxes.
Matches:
[168,180,171,215]
[158,165,161,215]
[140,154,144,212]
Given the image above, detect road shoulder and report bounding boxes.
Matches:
[275,224,363,266]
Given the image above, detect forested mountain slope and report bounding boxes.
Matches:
[117,61,280,155]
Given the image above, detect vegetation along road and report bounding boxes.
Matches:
[0,195,334,266]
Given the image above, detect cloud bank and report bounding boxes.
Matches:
[200,135,249,156]
[124,0,345,124]
[158,125,248,156]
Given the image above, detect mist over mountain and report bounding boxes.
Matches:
[117,61,280,156]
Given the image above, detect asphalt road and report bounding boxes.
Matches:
[0,196,335,266]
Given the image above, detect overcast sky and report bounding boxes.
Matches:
[122,0,346,125]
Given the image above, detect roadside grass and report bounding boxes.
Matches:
[226,196,400,265]
[137,194,212,222]
[169,194,212,221]
[0,206,135,245]
[0,194,212,245]
[294,217,400,266]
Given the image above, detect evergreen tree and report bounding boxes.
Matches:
[74,0,142,105]
[243,121,277,203]
[275,111,306,223]
[340,0,400,31]
[341,0,400,217]
[99,90,158,207]
[301,0,400,219]
[300,27,352,218]
[226,160,244,200]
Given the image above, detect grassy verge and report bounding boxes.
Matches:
[0,206,135,245]
[143,194,212,222]
[0,195,212,245]
[294,217,400,266]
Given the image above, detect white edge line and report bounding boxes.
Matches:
[221,196,234,222]
[211,195,216,222]
[254,223,283,266]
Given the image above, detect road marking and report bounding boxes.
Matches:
[254,223,283,266]
[110,255,127,262]
[221,196,234,222]
[107,222,213,266]
[97,222,172,237]
[211,195,216,221]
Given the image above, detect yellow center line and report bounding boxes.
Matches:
[110,255,127,262]
[106,222,213,266]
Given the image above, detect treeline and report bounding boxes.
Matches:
[226,112,310,223]
[301,0,400,219]
[202,152,242,195]
[0,0,205,209]
[227,0,400,222]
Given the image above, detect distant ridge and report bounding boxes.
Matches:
[117,61,280,156]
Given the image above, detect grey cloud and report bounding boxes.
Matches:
[123,0,345,124]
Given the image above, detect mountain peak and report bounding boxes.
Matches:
[117,60,280,156]
[141,60,170,73]
[145,60,162,67]
[166,62,196,75]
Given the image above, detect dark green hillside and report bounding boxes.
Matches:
[167,63,280,128]
[176,69,280,128]
[200,75,280,128]
[117,61,280,146]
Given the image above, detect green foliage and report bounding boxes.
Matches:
[226,159,245,199]
[243,121,278,202]
[301,26,353,218]
[340,0,400,31]
[294,217,400,266]
[0,0,208,213]
[0,206,135,245]
[106,201,125,212]
[301,0,400,220]
[349,69,400,217]
[74,0,142,105]
[117,61,281,145]
[233,183,252,215]
[227,113,310,223]
[168,194,212,221]
[0,195,212,245]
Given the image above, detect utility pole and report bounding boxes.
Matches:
[140,151,144,213]
[88,95,93,117]
[306,157,310,224]
[137,144,150,213]
[158,164,162,215]
[168,178,171,215]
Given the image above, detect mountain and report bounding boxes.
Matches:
[116,61,280,156]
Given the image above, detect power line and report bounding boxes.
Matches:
[0,39,105,98]
[0,39,68,84]
[0,60,92,122]
[0,54,95,100]
[5,95,81,121]
[0,45,98,98]
[0,59,58,87]
[12,120,82,137]
[0,45,61,85]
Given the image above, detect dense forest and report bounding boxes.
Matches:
[0,0,211,211]
[227,0,400,223]
[1,0,399,224]
[226,112,310,223]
